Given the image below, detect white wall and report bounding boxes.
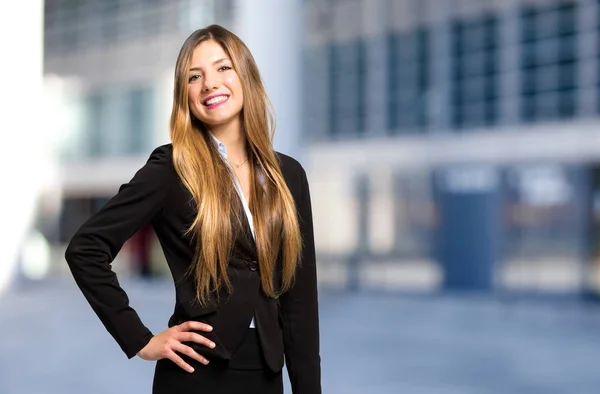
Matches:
[0,0,45,293]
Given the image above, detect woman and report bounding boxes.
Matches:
[65,24,321,394]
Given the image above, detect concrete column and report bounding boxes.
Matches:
[232,0,303,160]
[0,0,45,293]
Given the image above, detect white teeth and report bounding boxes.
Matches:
[205,96,228,106]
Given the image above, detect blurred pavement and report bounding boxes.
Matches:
[1,278,600,394]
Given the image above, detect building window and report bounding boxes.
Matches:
[179,0,215,35]
[450,14,499,130]
[387,28,430,134]
[44,0,216,55]
[301,46,329,141]
[84,92,104,158]
[79,85,155,159]
[595,0,600,113]
[328,39,366,138]
[520,1,578,122]
[129,86,155,154]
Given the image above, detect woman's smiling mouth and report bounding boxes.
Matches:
[203,94,229,109]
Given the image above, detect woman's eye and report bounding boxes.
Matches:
[219,65,232,71]
[188,74,201,83]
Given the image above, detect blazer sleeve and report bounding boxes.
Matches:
[64,145,175,359]
[280,165,322,394]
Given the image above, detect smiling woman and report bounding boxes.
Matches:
[64,24,321,394]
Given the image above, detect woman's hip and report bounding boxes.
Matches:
[152,328,282,394]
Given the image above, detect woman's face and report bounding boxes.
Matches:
[187,40,244,129]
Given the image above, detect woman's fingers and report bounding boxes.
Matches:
[166,350,195,373]
[163,322,214,371]
[176,331,216,349]
[177,321,213,333]
[173,342,210,366]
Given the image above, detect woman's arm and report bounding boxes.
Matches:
[65,145,175,359]
[280,165,322,394]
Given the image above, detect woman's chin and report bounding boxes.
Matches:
[200,114,242,128]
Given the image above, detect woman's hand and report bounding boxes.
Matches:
[136,321,216,373]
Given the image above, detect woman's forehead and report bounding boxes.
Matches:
[190,41,229,66]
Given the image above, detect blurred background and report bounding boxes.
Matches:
[3,0,600,393]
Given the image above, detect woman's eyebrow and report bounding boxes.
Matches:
[189,58,231,71]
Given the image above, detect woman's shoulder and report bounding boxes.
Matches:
[149,143,173,158]
[145,144,175,169]
[275,151,305,179]
[132,144,176,181]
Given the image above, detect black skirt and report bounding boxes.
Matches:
[152,328,283,394]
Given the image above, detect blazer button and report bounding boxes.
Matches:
[249,261,258,271]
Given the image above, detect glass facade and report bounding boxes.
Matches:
[303,0,596,141]
[301,46,329,141]
[387,28,430,133]
[44,0,214,55]
[60,85,155,161]
[129,86,155,154]
[502,164,588,279]
[450,14,499,130]
[328,39,366,138]
[520,1,578,122]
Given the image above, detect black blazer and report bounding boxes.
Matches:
[64,144,321,394]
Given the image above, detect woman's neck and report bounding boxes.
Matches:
[209,120,247,163]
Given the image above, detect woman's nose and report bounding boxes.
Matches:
[202,74,219,92]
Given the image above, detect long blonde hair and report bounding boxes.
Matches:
[170,25,302,305]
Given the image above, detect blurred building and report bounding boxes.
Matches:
[41,0,600,295]
[301,0,600,294]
